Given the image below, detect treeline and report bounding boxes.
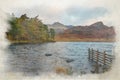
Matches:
[6,14,55,43]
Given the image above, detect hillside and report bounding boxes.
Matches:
[56,21,116,42]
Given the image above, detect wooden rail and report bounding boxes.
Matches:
[88,48,114,73]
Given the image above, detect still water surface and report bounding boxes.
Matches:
[8,42,115,76]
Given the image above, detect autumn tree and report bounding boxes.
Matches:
[7,14,55,43]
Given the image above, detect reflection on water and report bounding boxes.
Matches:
[8,42,115,76]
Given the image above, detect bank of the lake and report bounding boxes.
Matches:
[55,37,115,42]
[9,40,56,44]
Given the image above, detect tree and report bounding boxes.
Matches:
[50,28,55,40]
[43,25,49,40]
[7,14,56,43]
[8,17,21,40]
[20,14,29,20]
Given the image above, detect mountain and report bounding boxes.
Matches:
[89,21,108,29]
[66,25,74,28]
[56,21,115,42]
[47,22,68,34]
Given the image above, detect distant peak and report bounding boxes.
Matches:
[53,22,63,25]
[90,21,104,26]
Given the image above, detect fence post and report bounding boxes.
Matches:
[88,48,91,60]
[103,51,107,72]
[96,50,99,73]
[103,51,106,65]
[91,48,94,61]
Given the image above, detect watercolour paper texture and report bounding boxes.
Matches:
[0,0,120,80]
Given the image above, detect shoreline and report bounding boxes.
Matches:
[9,40,115,44]
[9,40,56,44]
[55,38,115,42]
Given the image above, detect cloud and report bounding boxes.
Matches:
[8,5,65,24]
[61,7,108,25]
[1,0,119,26]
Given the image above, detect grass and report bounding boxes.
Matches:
[55,67,73,75]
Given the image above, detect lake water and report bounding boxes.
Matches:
[8,42,115,76]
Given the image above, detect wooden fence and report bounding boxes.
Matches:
[88,48,114,73]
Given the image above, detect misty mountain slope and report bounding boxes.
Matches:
[47,22,68,34]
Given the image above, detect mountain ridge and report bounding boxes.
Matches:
[55,21,115,42]
[47,22,68,34]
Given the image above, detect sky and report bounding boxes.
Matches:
[0,0,120,26]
